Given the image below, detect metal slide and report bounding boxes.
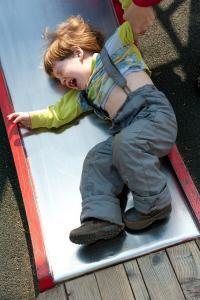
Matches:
[0,0,199,292]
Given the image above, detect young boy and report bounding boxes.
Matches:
[8,14,177,245]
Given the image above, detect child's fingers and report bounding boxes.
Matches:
[7,112,21,121]
[7,112,31,128]
[14,115,24,124]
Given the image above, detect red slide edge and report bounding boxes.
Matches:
[0,69,55,292]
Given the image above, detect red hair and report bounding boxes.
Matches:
[43,15,104,76]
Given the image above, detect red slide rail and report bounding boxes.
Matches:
[0,69,54,292]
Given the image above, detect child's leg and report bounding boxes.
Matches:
[69,136,125,244]
[112,109,177,229]
[80,136,124,225]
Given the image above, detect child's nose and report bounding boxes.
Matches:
[61,78,65,85]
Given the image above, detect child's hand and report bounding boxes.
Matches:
[7,112,31,128]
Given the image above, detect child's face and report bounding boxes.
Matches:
[53,48,92,90]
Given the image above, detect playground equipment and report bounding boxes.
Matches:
[0,0,199,292]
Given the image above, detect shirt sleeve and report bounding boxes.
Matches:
[117,21,135,45]
[119,0,132,10]
[133,0,161,7]
[119,0,161,10]
[29,89,83,129]
[116,21,150,74]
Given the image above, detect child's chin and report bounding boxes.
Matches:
[76,87,82,91]
[71,86,80,91]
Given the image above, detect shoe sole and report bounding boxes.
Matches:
[70,228,123,245]
[124,206,171,231]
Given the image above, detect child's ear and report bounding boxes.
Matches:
[72,47,84,60]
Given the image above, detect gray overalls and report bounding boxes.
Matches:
[80,48,177,226]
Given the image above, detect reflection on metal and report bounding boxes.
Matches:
[0,0,199,285]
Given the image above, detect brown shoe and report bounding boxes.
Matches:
[123,204,172,230]
[69,219,124,245]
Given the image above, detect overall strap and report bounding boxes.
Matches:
[100,47,131,95]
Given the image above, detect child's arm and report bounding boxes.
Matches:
[7,89,84,129]
[116,22,150,73]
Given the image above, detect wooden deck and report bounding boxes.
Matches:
[37,239,200,300]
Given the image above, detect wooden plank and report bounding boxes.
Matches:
[95,264,135,300]
[37,284,67,300]
[196,238,200,249]
[137,250,185,300]
[124,260,150,300]
[167,241,200,299]
[65,273,101,300]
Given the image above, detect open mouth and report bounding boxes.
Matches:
[68,78,77,89]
